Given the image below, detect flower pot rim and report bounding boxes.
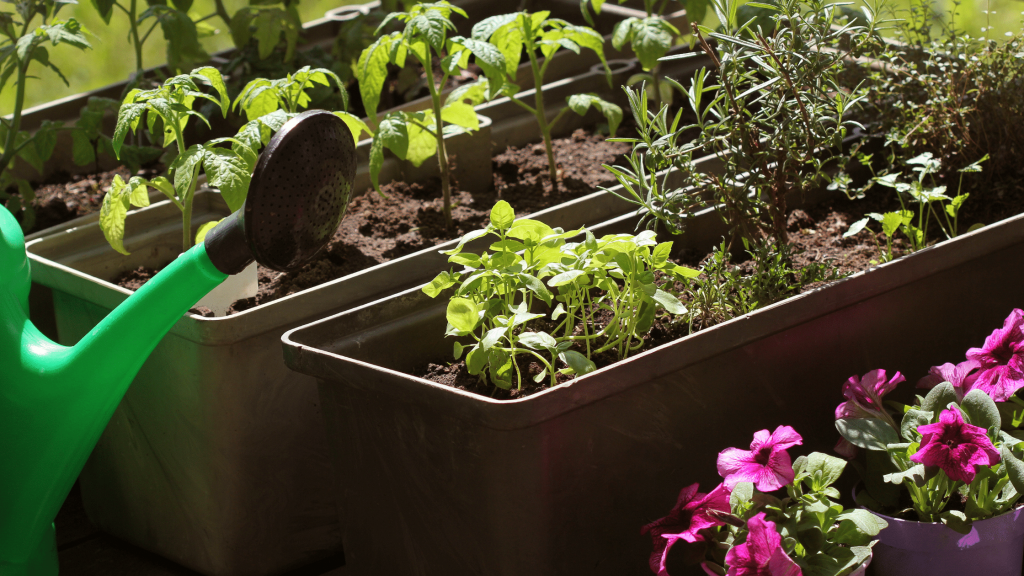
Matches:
[283,205,1024,426]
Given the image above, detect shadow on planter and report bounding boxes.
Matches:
[281,206,1024,576]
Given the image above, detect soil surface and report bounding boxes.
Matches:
[113,127,631,312]
[237,127,631,308]
[414,177,1024,400]
[21,167,160,233]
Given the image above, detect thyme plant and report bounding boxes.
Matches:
[357,1,507,228]
[471,10,621,189]
[423,200,695,390]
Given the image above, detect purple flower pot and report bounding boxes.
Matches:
[869,508,1024,576]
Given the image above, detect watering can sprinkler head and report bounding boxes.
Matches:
[0,109,356,575]
[205,108,357,274]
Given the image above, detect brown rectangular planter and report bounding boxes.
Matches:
[280,204,1024,576]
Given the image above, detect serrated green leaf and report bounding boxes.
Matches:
[440,101,479,131]
[202,146,250,212]
[566,93,623,136]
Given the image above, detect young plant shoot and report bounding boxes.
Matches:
[471,10,621,190]
[90,0,209,78]
[583,0,697,105]
[356,1,507,228]
[102,67,269,255]
[0,0,91,231]
[234,65,372,144]
[423,200,695,390]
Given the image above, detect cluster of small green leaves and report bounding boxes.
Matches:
[0,0,90,231]
[471,10,621,188]
[332,0,416,85]
[90,0,209,75]
[229,0,302,63]
[675,239,841,333]
[706,454,887,576]
[841,152,986,263]
[234,65,370,144]
[838,382,1024,530]
[358,1,508,227]
[422,200,695,390]
[102,67,261,254]
[853,1,1024,199]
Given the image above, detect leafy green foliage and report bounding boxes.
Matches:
[234,65,370,144]
[472,11,620,188]
[837,385,1024,528]
[851,5,1024,208]
[672,239,842,333]
[103,67,276,255]
[358,1,506,227]
[0,0,91,232]
[70,97,161,173]
[229,0,302,62]
[702,452,885,576]
[422,200,693,390]
[841,153,987,261]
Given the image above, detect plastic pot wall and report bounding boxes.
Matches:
[281,206,1024,576]
[26,131,723,575]
[869,508,1024,576]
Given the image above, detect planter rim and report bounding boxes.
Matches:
[282,207,1024,430]
[27,133,720,346]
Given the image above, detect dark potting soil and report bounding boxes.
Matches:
[414,180,1024,400]
[22,166,160,233]
[112,127,631,312]
[242,127,631,307]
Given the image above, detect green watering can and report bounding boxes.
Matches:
[0,110,356,575]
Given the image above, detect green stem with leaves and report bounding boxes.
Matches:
[0,60,29,176]
[422,53,453,229]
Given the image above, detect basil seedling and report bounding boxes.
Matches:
[423,200,695,390]
[472,10,621,189]
[357,1,508,227]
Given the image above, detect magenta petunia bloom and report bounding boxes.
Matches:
[911,408,1000,483]
[916,360,981,398]
[965,309,1024,401]
[642,483,731,576]
[835,369,905,421]
[717,426,803,492]
[723,513,802,576]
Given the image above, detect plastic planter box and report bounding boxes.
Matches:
[280,206,1024,576]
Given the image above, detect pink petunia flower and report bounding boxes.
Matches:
[642,483,731,576]
[717,426,803,492]
[916,360,981,398]
[965,309,1024,401]
[835,369,905,421]
[911,408,1000,483]
[723,513,803,576]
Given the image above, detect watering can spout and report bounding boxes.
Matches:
[0,109,356,575]
[0,207,228,569]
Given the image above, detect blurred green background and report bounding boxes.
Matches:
[6,0,363,111]
[5,0,1024,112]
